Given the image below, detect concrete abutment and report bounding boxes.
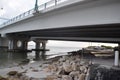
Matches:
[0,37,9,49]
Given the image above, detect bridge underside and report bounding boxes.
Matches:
[7,23,120,43]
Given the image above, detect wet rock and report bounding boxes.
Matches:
[7,71,18,76]
[69,71,79,78]
[32,69,39,72]
[8,77,20,80]
[0,76,8,80]
[85,68,90,80]
[45,75,58,80]
[56,66,65,75]
[71,62,77,71]
[16,73,23,78]
[78,73,86,80]
[44,55,91,80]
[89,64,120,80]
[62,75,72,80]
[19,75,30,80]
[21,69,28,73]
[0,78,8,80]
[18,59,30,65]
[63,61,72,73]
[44,64,58,73]
[80,66,88,74]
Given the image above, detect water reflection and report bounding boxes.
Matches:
[0,51,27,69]
[34,50,46,60]
[0,46,81,69]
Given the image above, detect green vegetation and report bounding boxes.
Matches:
[101,45,113,49]
[86,45,114,49]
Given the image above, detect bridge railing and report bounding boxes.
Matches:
[0,0,68,27]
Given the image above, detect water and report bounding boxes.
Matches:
[0,51,27,69]
[0,46,81,69]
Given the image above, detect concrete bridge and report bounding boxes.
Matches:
[0,0,120,51]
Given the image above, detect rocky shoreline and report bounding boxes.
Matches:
[0,53,120,80]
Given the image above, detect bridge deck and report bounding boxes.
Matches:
[7,23,120,43]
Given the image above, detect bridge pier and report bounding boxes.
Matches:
[8,39,29,51]
[0,34,30,51]
[35,41,40,60]
[0,37,9,49]
[33,39,47,60]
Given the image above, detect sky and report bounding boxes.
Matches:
[28,40,118,48]
[0,0,51,24]
[0,0,118,47]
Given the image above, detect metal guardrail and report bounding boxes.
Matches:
[0,0,68,27]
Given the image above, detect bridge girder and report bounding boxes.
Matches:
[6,23,120,43]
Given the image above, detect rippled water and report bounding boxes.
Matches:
[0,46,81,69]
[0,51,27,68]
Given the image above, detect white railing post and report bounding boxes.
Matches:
[55,0,57,5]
[114,47,119,67]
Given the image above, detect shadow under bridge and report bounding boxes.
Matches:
[6,23,120,43]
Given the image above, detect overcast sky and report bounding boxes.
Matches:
[28,40,118,47]
[0,0,118,47]
[0,0,51,24]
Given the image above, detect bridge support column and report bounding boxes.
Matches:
[34,39,47,60]
[41,41,47,60]
[8,39,29,51]
[35,41,40,60]
[0,37,9,49]
[6,35,30,51]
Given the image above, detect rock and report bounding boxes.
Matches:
[16,73,22,78]
[32,69,39,72]
[21,69,28,73]
[89,64,120,80]
[7,71,18,76]
[39,64,42,67]
[62,75,72,80]
[29,77,39,80]
[0,76,8,80]
[56,66,65,75]
[78,73,86,80]
[59,57,65,62]
[0,78,8,80]
[19,75,30,80]
[46,75,58,80]
[18,59,30,65]
[63,61,72,73]
[69,71,79,78]
[8,77,19,80]
[71,62,77,71]
[80,66,88,74]
[85,68,90,80]
[45,64,58,72]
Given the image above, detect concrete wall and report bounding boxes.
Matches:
[0,37,9,47]
[0,0,120,35]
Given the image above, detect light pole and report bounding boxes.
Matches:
[34,0,38,12]
[0,8,4,16]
